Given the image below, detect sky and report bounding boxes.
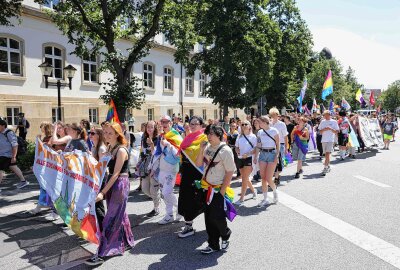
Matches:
[296,0,400,90]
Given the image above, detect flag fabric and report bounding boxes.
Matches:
[341,97,351,111]
[355,89,367,107]
[322,70,333,100]
[369,92,375,106]
[329,100,334,112]
[297,78,308,113]
[178,128,208,174]
[303,104,311,115]
[106,99,120,124]
[155,128,183,159]
[312,98,318,112]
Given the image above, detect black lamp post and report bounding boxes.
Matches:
[39,62,77,122]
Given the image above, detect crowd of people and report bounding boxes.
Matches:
[0,108,397,266]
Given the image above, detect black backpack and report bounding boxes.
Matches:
[25,120,30,129]
[4,130,27,156]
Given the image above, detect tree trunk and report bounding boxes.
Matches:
[223,104,229,118]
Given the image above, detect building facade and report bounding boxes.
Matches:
[0,1,245,140]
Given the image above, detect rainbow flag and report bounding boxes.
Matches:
[293,130,308,155]
[155,128,183,162]
[195,178,235,205]
[322,70,333,100]
[106,99,120,124]
[178,128,208,173]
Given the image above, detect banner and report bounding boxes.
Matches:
[358,117,384,148]
[33,139,110,244]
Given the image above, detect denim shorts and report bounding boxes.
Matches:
[259,149,277,163]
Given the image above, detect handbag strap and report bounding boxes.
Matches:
[262,128,276,147]
[242,134,254,148]
[203,144,225,180]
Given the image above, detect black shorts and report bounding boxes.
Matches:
[338,134,349,146]
[0,156,16,170]
[238,157,252,169]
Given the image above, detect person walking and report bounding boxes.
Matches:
[86,122,134,266]
[196,125,235,254]
[89,127,108,232]
[382,117,395,150]
[337,110,351,160]
[234,120,257,206]
[318,111,339,176]
[140,120,161,217]
[16,113,28,141]
[254,116,279,207]
[0,119,29,191]
[291,117,309,179]
[177,116,207,238]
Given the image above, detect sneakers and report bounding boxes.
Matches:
[28,204,50,215]
[85,255,105,266]
[273,191,278,204]
[200,246,217,255]
[257,199,269,208]
[178,225,195,238]
[16,181,29,189]
[158,214,174,225]
[252,190,257,200]
[221,240,229,251]
[234,200,244,206]
[294,172,300,179]
[321,166,330,176]
[45,211,60,221]
[299,169,304,174]
[274,177,280,186]
[145,209,159,217]
[351,155,356,159]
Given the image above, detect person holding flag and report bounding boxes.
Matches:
[153,115,184,225]
[322,70,333,100]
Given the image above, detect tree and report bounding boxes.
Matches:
[45,0,186,121]
[344,66,363,110]
[382,80,400,112]
[165,0,281,117]
[264,0,313,108]
[0,0,22,26]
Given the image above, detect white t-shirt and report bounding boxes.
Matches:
[204,142,236,185]
[318,119,339,143]
[235,133,257,158]
[271,120,288,143]
[257,127,279,148]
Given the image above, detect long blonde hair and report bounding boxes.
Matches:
[240,120,252,135]
[105,122,128,146]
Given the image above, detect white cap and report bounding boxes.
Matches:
[160,115,172,122]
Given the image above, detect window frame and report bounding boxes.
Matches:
[163,66,174,91]
[0,35,24,77]
[202,109,207,120]
[167,108,173,117]
[189,109,194,117]
[143,62,155,89]
[185,71,194,94]
[199,73,206,96]
[82,53,99,84]
[43,0,60,9]
[214,109,218,120]
[147,108,154,121]
[89,107,99,124]
[43,43,65,80]
[52,107,64,123]
[6,107,21,126]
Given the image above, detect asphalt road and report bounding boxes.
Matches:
[1,137,399,270]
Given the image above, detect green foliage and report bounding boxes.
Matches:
[381,80,400,112]
[18,141,35,171]
[0,0,22,26]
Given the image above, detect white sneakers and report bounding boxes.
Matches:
[158,213,182,225]
[45,211,60,221]
[257,199,269,208]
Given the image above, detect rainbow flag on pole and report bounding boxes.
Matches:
[106,99,120,124]
[322,70,333,100]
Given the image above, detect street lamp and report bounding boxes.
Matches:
[38,62,77,122]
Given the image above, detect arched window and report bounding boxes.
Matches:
[43,44,65,79]
[0,36,23,76]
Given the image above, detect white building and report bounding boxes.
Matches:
[0,1,245,140]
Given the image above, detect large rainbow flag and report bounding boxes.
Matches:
[322,70,333,100]
[155,128,183,165]
[178,128,208,173]
[106,99,120,124]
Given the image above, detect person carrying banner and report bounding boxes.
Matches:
[153,115,183,225]
[254,116,279,207]
[140,120,160,217]
[234,120,257,206]
[291,117,309,179]
[177,116,207,238]
[318,111,339,176]
[269,107,288,186]
[86,122,134,266]
[337,110,351,160]
[195,125,235,254]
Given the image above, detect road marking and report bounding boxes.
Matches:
[275,191,400,269]
[354,175,391,188]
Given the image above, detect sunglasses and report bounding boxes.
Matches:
[241,123,249,126]
[89,132,96,136]
[161,120,170,124]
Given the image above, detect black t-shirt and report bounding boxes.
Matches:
[286,123,295,145]
[64,139,89,152]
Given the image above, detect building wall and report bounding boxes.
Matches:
[0,2,246,140]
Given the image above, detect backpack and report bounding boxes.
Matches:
[4,130,27,156]
[25,120,30,129]
[129,132,135,148]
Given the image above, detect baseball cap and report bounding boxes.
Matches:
[160,115,172,122]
